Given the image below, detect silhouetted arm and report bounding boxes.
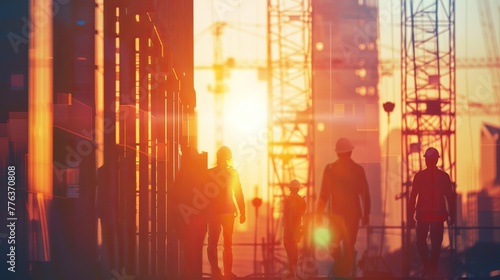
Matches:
[233,171,246,222]
[316,165,331,217]
[360,167,371,217]
[408,173,420,224]
[359,167,371,226]
[444,173,456,225]
[298,196,307,218]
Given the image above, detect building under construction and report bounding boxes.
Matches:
[312,0,382,254]
[1,0,500,279]
[0,0,197,279]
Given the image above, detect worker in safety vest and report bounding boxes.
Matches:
[317,137,371,278]
[408,147,456,277]
[283,179,306,279]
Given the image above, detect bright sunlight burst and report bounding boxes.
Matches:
[225,96,267,135]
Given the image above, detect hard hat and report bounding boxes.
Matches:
[289,179,301,189]
[335,137,354,153]
[423,147,440,158]
[216,146,232,160]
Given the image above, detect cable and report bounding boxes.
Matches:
[329,22,333,162]
[390,0,396,101]
[465,0,476,207]
[379,112,390,258]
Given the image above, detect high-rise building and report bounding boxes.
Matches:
[465,124,500,245]
[0,1,196,279]
[312,0,381,252]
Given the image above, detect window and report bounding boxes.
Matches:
[333,103,345,117]
[357,103,378,131]
[11,74,24,90]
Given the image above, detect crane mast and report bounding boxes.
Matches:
[210,22,228,150]
[401,0,457,277]
[267,0,314,274]
[477,0,500,104]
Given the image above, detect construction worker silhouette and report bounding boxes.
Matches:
[408,147,456,277]
[317,137,371,278]
[283,179,307,279]
[207,146,246,280]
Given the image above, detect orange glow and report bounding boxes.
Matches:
[95,0,104,168]
[196,69,268,202]
[313,226,331,246]
[28,0,53,195]
[115,19,120,145]
[225,97,267,135]
[97,218,102,246]
[37,193,51,260]
[28,0,53,261]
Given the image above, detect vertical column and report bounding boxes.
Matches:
[166,70,180,279]
[119,3,137,274]
[138,16,150,275]
[149,29,159,275]
[156,73,167,275]
[102,0,118,270]
[28,0,53,264]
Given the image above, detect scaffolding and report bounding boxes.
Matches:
[266,0,314,275]
[99,1,195,278]
[401,0,456,277]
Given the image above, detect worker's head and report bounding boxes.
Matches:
[216,146,232,167]
[288,179,301,194]
[423,147,439,168]
[335,137,353,159]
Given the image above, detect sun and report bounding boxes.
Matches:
[224,71,267,136]
[225,94,267,135]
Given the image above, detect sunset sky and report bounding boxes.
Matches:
[193,0,500,208]
[6,1,499,278]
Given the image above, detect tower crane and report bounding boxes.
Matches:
[208,21,228,151]
[401,0,456,277]
[197,21,265,152]
[465,102,500,115]
[477,0,500,98]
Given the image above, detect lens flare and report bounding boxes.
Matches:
[313,227,331,246]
